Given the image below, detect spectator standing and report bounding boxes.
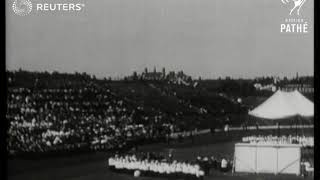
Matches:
[224,124,229,134]
[220,158,228,173]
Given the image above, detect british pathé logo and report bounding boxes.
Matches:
[281,0,307,16]
[12,0,85,16]
[12,0,33,16]
[280,0,309,33]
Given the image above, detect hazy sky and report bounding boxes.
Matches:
[6,0,314,79]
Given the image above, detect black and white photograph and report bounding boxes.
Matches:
[5,0,314,180]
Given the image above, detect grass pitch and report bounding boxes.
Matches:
[8,128,313,180]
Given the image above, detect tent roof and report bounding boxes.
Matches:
[248,90,314,120]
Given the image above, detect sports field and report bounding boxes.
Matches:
[7,129,313,180]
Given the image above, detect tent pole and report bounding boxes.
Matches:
[295,116,298,137]
[277,122,280,138]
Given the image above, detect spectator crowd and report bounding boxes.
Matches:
[242,135,314,147]
[7,70,244,156]
[6,71,175,155]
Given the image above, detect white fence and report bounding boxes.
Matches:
[234,143,301,175]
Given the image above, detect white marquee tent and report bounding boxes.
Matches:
[248,90,314,119]
[234,90,313,175]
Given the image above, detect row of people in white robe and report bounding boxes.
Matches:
[242,135,314,147]
[108,155,205,178]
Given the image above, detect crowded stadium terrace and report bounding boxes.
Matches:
[5,70,314,179]
[6,70,249,156]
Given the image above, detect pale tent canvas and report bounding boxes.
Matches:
[248,90,314,119]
